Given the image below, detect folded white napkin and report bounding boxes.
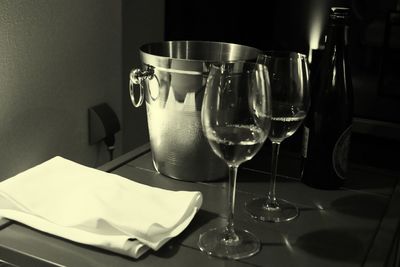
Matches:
[0,156,202,258]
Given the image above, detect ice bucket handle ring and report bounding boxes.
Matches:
[129,67,154,107]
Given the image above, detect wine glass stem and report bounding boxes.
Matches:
[224,164,239,244]
[267,142,281,208]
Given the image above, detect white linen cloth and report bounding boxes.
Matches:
[0,156,202,258]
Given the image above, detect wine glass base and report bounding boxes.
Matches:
[246,197,299,223]
[198,227,260,260]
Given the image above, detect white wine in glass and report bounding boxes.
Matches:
[246,51,310,223]
[198,61,271,259]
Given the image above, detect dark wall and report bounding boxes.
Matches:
[165,0,312,55]
[165,0,400,125]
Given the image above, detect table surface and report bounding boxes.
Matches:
[1,143,400,267]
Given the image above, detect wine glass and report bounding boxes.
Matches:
[245,51,310,223]
[198,61,272,259]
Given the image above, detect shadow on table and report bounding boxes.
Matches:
[330,193,389,219]
[295,228,365,262]
[153,209,219,259]
[22,209,219,261]
[344,166,399,192]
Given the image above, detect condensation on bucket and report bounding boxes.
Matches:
[144,72,227,181]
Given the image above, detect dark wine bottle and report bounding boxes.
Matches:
[301,7,354,189]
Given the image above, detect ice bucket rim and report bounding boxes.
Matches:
[138,40,260,72]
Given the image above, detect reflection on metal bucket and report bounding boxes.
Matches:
[130,41,260,181]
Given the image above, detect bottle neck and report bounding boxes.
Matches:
[326,22,348,48]
[325,24,348,57]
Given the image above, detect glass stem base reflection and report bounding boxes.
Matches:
[198,227,260,260]
[246,197,298,222]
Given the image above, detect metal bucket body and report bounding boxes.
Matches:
[131,41,260,181]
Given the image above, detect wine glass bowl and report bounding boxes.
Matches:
[245,51,310,223]
[198,61,271,259]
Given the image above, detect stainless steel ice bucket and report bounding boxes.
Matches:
[129,41,260,181]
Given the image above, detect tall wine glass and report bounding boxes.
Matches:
[198,62,271,259]
[246,51,310,222]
